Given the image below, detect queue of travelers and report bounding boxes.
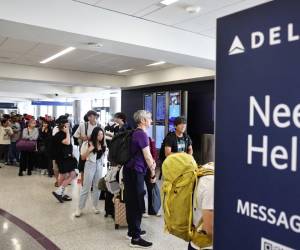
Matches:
[0,109,214,250]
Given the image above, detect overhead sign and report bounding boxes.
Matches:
[31,101,73,106]
[215,1,300,249]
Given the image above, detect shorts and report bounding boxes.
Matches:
[57,157,77,174]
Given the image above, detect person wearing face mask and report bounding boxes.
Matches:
[19,119,39,176]
[164,116,193,157]
[75,127,108,217]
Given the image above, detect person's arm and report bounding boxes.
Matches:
[187,136,193,155]
[164,146,173,157]
[200,177,214,237]
[142,146,156,181]
[7,127,13,136]
[73,124,81,139]
[80,142,94,160]
[61,126,71,145]
[202,209,214,237]
[164,134,175,157]
[187,145,193,155]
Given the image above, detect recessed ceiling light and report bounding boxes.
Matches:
[185,6,201,14]
[40,47,76,64]
[147,61,166,66]
[160,0,179,6]
[117,69,133,73]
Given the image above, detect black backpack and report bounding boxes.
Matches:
[159,131,176,163]
[108,129,134,165]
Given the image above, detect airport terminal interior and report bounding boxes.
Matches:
[0,0,275,250]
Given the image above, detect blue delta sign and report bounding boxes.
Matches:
[215,1,300,249]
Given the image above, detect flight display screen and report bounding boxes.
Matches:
[156,93,166,121]
[155,125,165,149]
[144,94,153,113]
[169,91,181,122]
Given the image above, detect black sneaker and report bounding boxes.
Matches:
[127,230,146,240]
[130,238,152,248]
[52,192,64,203]
[62,195,72,201]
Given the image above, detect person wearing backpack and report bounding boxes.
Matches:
[162,153,214,250]
[75,127,108,217]
[189,162,214,250]
[123,110,156,249]
[164,116,193,157]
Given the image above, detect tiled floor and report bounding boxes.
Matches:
[0,166,187,250]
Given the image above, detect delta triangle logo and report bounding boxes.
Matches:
[228,35,245,55]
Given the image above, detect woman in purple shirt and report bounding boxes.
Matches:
[124,110,156,249]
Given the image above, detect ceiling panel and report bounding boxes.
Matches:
[47,49,98,65]
[198,27,216,38]
[176,0,272,33]
[0,36,179,76]
[95,0,160,15]
[134,5,162,17]
[29,43,66,57]
[144,0,242,26]
[76,0,99,5]
[0,50,21,61]
[0,38,38,53]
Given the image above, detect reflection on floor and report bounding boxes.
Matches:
[0,166,187,250]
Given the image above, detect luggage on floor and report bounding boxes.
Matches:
[104,191,115,218]
[105,166,121,194]
[114,198,127,229]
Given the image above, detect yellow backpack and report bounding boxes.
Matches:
[162,153,214,248]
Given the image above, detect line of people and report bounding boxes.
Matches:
[1,109,214,249]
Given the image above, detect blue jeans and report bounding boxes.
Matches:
[78,160,103,210]
[9,142,19,163]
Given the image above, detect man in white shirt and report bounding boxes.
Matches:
[189,162,214,250]
[73,110,100,145]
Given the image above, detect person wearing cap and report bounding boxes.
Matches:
[73,110,100,146]
[164,116,193,157]
[73,110,101,184]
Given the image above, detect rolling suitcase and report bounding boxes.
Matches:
[114,198,127,229]
[104,191,115,218]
